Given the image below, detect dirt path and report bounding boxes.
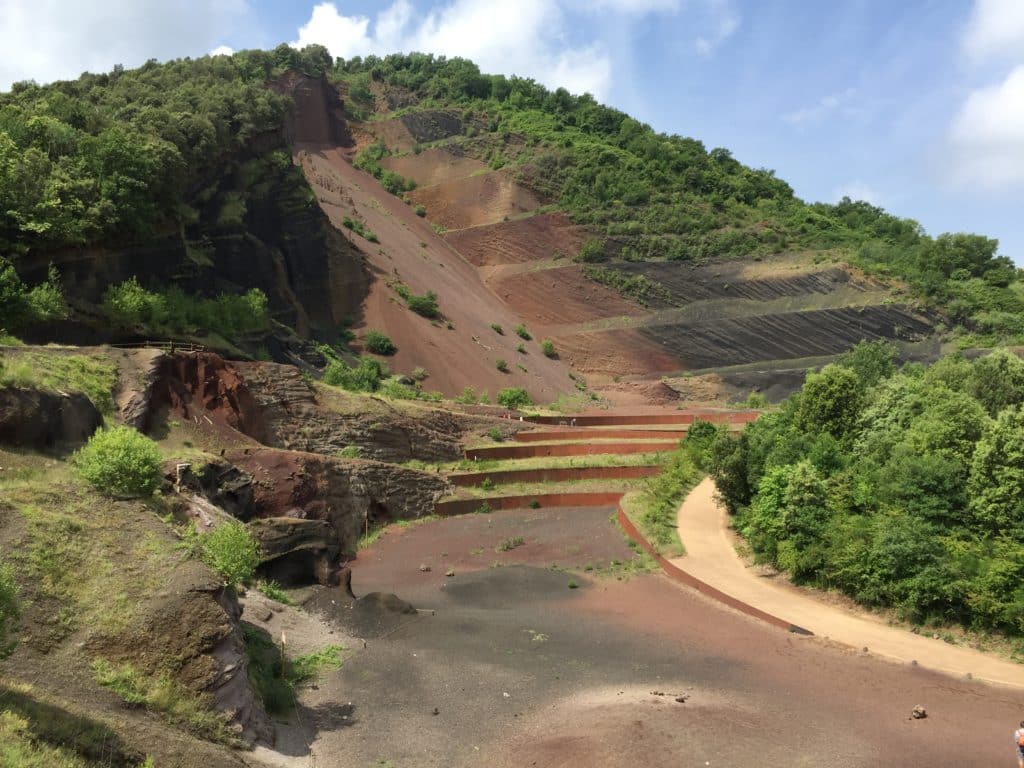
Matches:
[672,478,1024,688]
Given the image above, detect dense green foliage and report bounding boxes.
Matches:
[363,329,396,355]
[705,342,1024,636]
[628,446,702,556]
[0,50,314,253]
[73,425,162,497]
[198,520,261,590]
[102,278,268,336]
[0,259,66,331]
[391,281,440,318]
[497,387,532,409]
[331,53,1022,341]
[323,356,389,391]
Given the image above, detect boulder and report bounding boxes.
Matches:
[0,386,102,451]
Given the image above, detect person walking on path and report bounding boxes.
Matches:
[1015,721,1024,767]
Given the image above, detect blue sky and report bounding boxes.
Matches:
[2,0,1022,263]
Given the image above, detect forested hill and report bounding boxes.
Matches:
[0,45,1021,349]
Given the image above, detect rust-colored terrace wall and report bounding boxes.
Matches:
[524,411,760,426]
[615,507,811,636]
[512,429,689,443]
[448,464,661,487]
[435,492,623,517]
[465,441,677,460]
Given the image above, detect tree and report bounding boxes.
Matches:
[796,364,863,440]
[837,340,896,388]
[969,349,1024,417]
[968,405,1024,534]
[497,387,532,409]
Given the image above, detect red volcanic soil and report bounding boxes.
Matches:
[294,142,578,401]
[301,504,1024,768]
[379,147,486,187]
[485,263,642,326]
[406,169,543,231]
[444,212,585,267]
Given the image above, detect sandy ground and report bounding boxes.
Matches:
[672,477,1024,688]
[258,505,1024,768]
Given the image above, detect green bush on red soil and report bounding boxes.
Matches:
[497,387,532,409]
[363,330,396,355]
[73,425,162,497]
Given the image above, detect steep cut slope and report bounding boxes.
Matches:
[288,77,580,401]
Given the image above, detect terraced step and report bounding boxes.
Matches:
[465,441,678,460]
[435,491,624,516]
[512,428,689,443]
[524,411,759,427]
[448,464,662,487]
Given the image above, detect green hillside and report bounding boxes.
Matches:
[0,46,1021,348]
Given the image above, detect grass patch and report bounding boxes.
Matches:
[620,446,701,557]
[91,659,236,745]
[244,629,348,717]
[256,580,294,606]
[496,535,525,552]
[0,351,117,413]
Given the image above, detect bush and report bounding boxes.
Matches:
[487,427,504,442]
[497,387,532,409]
[74,426,162,497]
[490,323,504,335]
[515,324,532,341]
[364,330,396,355]
[415,204,427,217]
[541,339,557,358]
[201,520,261,589]
[454,386,477,404]
[576,238,606,263]
[323,356,388,391]
[495,359,509,373]
[407,291,439,319]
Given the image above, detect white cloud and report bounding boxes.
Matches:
[948,65,1024,188]
[783,88,858,126]
[210,45,235,57]
[963,0,1024,61]
[0,0,249,90]
[834,181,880,205]
[293,0,690,99]
[694,0,739,56]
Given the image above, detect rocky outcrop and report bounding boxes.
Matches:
[250,517,343,586]
[171,459,256,520]
[234,361,468,462]
[0,386,102,451]
[227,448,450,555]
[143,353,267,439]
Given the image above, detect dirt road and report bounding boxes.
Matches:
[672,477,1024,688]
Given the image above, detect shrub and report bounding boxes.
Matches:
[364,330,396,355]
[487,427,504,442]
[497,387,532,409]
[407,291,439,318]
[103,278,167,326]
[516,344,526,354]
[576,238,606,263]
[201,520,261,589]
[411,366,428,381]
[529,499,541,509]
[515,324,532,340]
[74,426,162,497]
[454,386,477,404]
[415,204,427,217]
[337,445,362,459]
[541,339,556,358]
[490,323,504,335]
[495,359,509,373]
[480,477,496,491]
[323,356,388,391]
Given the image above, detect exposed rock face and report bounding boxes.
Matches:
[145,353,267,440]
[92,557,273,746]
[0,386,102,451]
[250,517,343,586]
[172,459,256,521]
[228,448,450,555]
[235,361,467,462]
